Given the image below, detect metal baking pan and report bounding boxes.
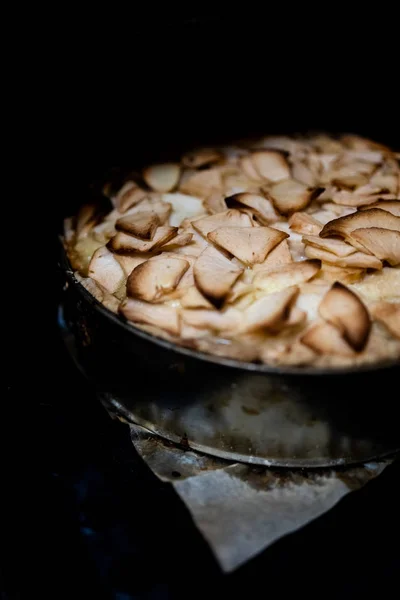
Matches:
[50,9,400,467]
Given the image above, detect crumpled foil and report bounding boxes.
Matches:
[130,423,391,572]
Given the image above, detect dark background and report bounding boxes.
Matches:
[3,11,400,599]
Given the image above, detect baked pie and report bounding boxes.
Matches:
[64,133,400,368]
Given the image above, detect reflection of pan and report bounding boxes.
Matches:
[59,252,400,467]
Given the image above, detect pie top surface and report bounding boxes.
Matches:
[64,133,400,369]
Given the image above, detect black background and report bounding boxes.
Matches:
[3,10,400,599]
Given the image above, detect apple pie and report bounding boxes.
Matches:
[64,133,400,368]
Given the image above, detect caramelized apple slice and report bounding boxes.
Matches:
[318,282,371,351]
[350,228,400,266]
[181,308,241,333]
[179,167,223,197]
[319,264,366,284]
[192,209,252,238]
[194,246,244,305]
[208,226,288,265]
[181,148,222,168]
[180,286,214,309]
[302,235,356,257]
[108,226,178,254]
[319,208,400,253]
[304,244,382,269]
[120,298,180,335]
[88,246,125,294]
[118,186,148,213]
[143,163,181,192]
[159,232,194,251]
[253,260,321,293]
[126,256,190,302]
[240,155,264,181]
[371,301,400,339]
[254,240,292,272]
[289,212,323,235]
[116,211,160,240]
[225,192,280,224]
[251,150,290,182]
[359,201,400,217]
[266,179,324,215]
[240,286,299,333]
[301,322,355,356]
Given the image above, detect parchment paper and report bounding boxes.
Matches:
[130,423,391,572]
